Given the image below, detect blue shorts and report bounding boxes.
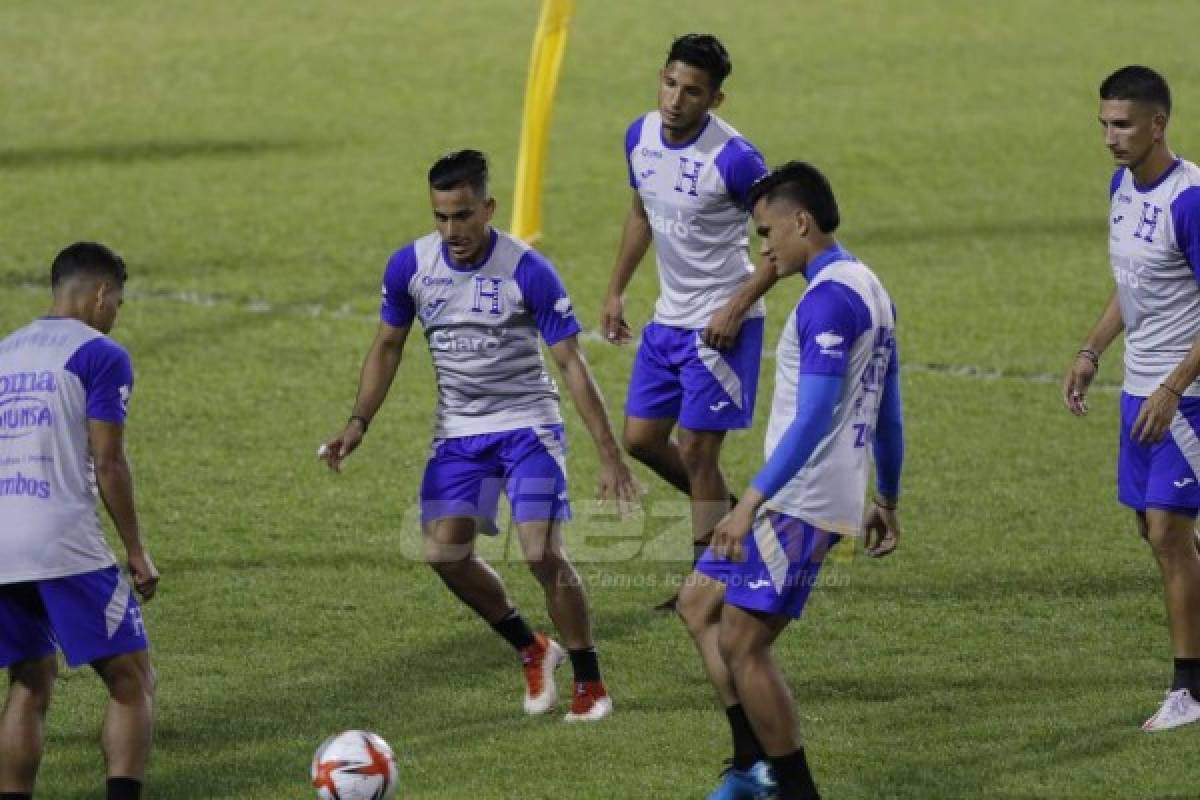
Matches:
[0,566,149,668]
[696,511,840,619]
[420,425,571,534]
[625,318,763,431]
[1118,393,1200,516]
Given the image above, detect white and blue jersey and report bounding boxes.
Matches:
[381,228,582,439]
[1109,158,1200,397]
[625,111,768,329]
[0,317,132,583]
[1110,158,1200,514]
[763,247,898,536]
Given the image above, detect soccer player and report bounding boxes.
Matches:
[1063,65,1200,733]
[320,150,639,722]
[0,243,159,800]
[677,163,904,800]
[601,34,773,608]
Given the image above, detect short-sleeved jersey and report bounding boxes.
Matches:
[0,318,132,583]
[764,248,897,536]
[1109,158,1200,397]
[625,111,768,329]
[381,228,582,438]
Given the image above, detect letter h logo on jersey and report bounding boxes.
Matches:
[472,276,504,315]
[1134,202,1163,243]
[674,158,704,197]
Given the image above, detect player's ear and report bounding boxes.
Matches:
[1152,110,1169,142]
[794,208,811,237]
[483,195,496,220]
[710,90,725,110]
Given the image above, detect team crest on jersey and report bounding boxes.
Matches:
[422,298,449,321]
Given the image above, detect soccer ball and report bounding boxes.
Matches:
[311,730,398,800]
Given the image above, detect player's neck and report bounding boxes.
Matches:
[1131,145,1176,188]
[661,116,708,146]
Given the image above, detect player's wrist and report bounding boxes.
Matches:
[873,495,898,511]
[347,414,370,435]
[1076,348,1100,370]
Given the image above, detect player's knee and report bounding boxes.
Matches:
[675,583,712,635]
[423,539,473,570]
[9,657,58,710]
[621,427,656,464]
[96,653,155,703]
[716,626,756,672]
[1147,523,1198,566]
[677,437,718,475]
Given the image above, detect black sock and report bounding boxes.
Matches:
[568,647,602,683]
[692,529,715,568]
[725,704,766,770]
[0,792,33,800]
[1172,657,1200,694]
[490,609,536,652]
[107,777,142,800]
[769,749,819,800]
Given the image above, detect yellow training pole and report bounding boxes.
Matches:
[510,0,575,245]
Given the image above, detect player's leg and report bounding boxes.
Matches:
[1142,508,1200,732]
[622,323,688,493]
[0,655,57,796]
[622,415,690,495]
[0,583,59,797]
[677,427,731,549]
[92,650,156,798]
[35,567,153,799]
[678,569,775,800]
[423,516,512,622]
[718,606,818,800]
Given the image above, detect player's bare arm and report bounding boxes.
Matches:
[702,257,778,350]
[1132,332,1200,443]
[89,418,158,600]
[601,190,651,344]
[321,321,411,472]
[548,335,641,511]
[1063,289,1124,416]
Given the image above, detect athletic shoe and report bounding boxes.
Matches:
[563,680,613,722]
[1142,688,1200,732]
[521,633,565,715]
[653,591,679,612]
[706,760,776,799]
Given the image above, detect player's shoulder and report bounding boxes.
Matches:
[65,331,132,379]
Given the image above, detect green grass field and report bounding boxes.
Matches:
[3,1,1200,797]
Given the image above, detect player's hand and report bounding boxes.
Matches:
[1062,352,1098,416]
[601,294,633,345]
[318,423,364,473]
[712,503,755,562]
[1132,385,1182,444]
[127,549,159,601]
[862,502,899,558]
[596,455,642,515]
[701,300,744,351]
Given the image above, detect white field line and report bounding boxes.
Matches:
[14,282,1121,392]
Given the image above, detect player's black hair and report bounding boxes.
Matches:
[50,241,127,289]
[1100,65,1172,115]
[748,161,840,234]
[666,34,732,90]
[428,149,489,196]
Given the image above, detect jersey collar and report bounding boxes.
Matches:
[805,242,852,281]
[1133,157,1181,193]
[441,228,499,272]
[659,113,712,151]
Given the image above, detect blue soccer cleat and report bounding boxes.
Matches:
[706,760,776,799]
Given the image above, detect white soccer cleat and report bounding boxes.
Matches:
[1142,688,1200,733]
[521,633,565,715]
[563,681,613,722]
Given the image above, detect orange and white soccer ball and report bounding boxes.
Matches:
[311,730,398,800]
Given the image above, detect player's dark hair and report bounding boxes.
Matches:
[748,161,840,234]
[428,149,489,196]
[666,34,731,90]
[1100,65,1172,115]
[50,241,127,289]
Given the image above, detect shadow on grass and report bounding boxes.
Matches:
[0,137,322,170]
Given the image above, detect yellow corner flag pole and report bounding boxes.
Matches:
[511,0,575,245]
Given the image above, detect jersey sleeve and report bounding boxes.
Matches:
[625,116,646,189]
[514,251,584,346]
[794,282,872,376]
[380,245,418,327]
[1170,185,1200,283]
[64,337,134,424]
[714,137,769,211]
[1109,167,1125,200]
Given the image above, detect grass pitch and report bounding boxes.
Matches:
[2,1,1199,797]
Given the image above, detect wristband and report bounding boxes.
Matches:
[348,415,370,434]
[1161,383,1184,399]
[1077,349,1099,370]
